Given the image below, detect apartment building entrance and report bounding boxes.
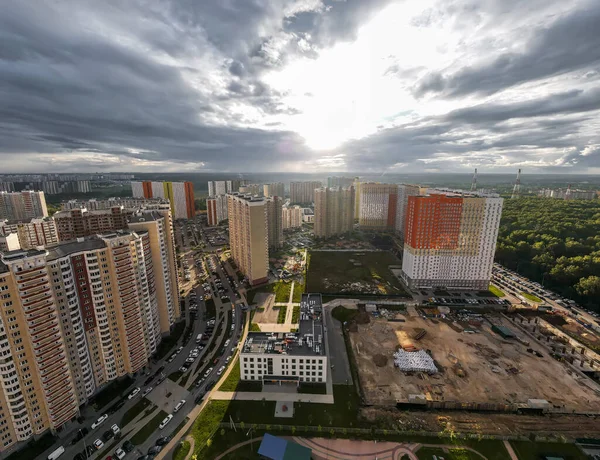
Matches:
[262,375,300,392]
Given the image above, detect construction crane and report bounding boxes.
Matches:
[470,168,478,192]
[511,169,521,199]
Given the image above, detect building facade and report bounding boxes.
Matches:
[130,181,194,219]
[395,184,421,241]
[0,191,48,221]
[314,187,355,238]
[266,196,283,251]
[227,193,268,285]
[240,294,327,384]
[538,188,598,200]
[282,205,303,229]
[263,183,285,198]
[61,198,170,211]
[327,176,355,188]
[358,183,398,230]
[400,191,503,290]
[0,218,59,250]
[0,234,19,252]
[289,181,321,204]
[53,207,132,241]
[239,184,263,196]
[207,181,227,197]
[206,195,228,226]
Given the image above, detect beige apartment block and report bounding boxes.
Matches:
[128,210,180,333]
[314,186,355,238]
[289,181,321,204]
[266,196,283,251]
[0,217,59,250]
[227,193,268,285]
[282,205,303,229]
[263,182,285,198]
[0,191,48,221]
[358,183,398,230]
[53,207,132,241]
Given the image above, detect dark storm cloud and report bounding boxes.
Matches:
[414,2,600,98]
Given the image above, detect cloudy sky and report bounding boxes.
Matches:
[2,0,600,174]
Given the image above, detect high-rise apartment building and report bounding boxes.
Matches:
[206,195,228,226]
[314,187,355,238]
[130,181,194,219]
[207,181,227,197]
[400,191,503,290]
[358,183,398,230]
[282,205,303,229]
[0,183,15,193]
[53,207,132,241]
[128,210,180,333]
[263,183,285,198]
[290,181,321,204]
[327,176,355,188]
[61,198,170,211]
[353,177,361,217]
[226,179,247,193]
[266,196,283,251]
[0,218,59,250]
[0,191,48,221]
[0,234,19,252]
[395,184,421,241]
[227,193,268,285]
[239,184,263,196]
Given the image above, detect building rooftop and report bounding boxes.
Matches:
[46,238,106,260]
[242,293,325,356]
[228,192,266,204]
[127,211,163,223]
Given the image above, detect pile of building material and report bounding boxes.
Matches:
[393,350,438,374]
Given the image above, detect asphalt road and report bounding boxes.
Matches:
[323,305,353,385]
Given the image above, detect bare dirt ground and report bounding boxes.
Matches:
[350,314,600,411]
[360,407,600,437]
[252,293,278,323]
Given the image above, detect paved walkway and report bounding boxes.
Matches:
[183,435,195,460]
[503,440,518,460]
[214,436,264,460]
[210,390,334,404]
[292,437,418,460]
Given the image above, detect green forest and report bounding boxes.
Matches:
[495,198,600,310]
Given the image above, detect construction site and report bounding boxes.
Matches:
[348,306,600,413]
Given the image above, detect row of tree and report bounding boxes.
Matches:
[495,197,600,310]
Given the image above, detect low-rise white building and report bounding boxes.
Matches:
[240,293,328,385]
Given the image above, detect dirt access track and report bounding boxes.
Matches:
[350,314,600,411]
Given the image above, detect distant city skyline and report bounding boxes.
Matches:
[2,1,600,174]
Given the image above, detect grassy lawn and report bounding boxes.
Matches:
[206,297,217,319]
[250,323,261,331]
[218,358,240,391]
[274,281,292,302]
[521,292,543,303]
[190,401,231,455]
[306,251,408,296]
[417,447,483,460]
[120,397,151,427]
[291,306,300,323]
[292,280,305,302]
[180,372,190,387]
[154,320,185,360]
[91,376,134,410]
[488,285,505,297]
[331,306,359,323]
[168,370,183,382]
[277,305,287,323]
[130,410,168,445]
[173,440,191,460]
[510,440,587,460]
[4,432,56,460]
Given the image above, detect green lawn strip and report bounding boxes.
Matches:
[276,305,287,323]
[510,440,587,460]
[488,285,505,297]
[120,397,151,427]
[4,432,56,460]
[217,358,240,391]
[130,410,168,445]
[180,372,190,387]
[154,320,186,360]
[521,292,543,303]
[168,371,183,382]
[250,323,261,331]
[292,281,305,302]
[91,375,135,410]
[298,383,326,394]
[96,437,122,460]
[173,440,191,460]
[190,401,231,455]
[291,306,300,323]
[306,250,408,296]
[274,281,292,302]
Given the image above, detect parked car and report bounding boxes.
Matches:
[159,415,173,429]
[122,440,134,453]
[115,448,126,460]
[91,414,108,430]
[155,437,170,446]
[128,388,140,399]
[93,439,104,450]
[173,400,186,413]
[142,387,153,397]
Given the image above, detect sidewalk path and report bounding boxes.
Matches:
[294,437,418,460]
[503,440,518,460]
[214,436,264,460]
[183,435,195,460]
[210,390,334,404]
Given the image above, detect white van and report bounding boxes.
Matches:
[47,446,65,460]
[159,414,173,429]
[196,333,203,344]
